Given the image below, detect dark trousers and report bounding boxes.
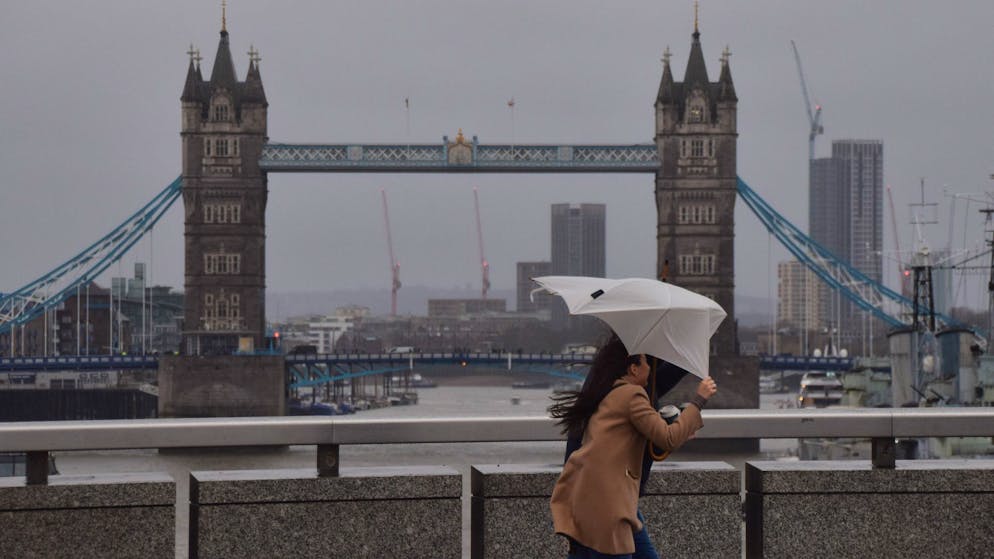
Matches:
[567,510,659,559]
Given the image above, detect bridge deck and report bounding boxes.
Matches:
[259,143,660,172]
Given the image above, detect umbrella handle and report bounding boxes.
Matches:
[647,360,671,462]
[651,449,672,461]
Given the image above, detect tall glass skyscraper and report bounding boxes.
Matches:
[809,140,883,344]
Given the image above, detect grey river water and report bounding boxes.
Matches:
[54,382,793,558]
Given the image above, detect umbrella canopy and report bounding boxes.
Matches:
[533,276,726,379]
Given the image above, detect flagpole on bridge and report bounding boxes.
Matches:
[507,97,515,159]
[404,97,411,159]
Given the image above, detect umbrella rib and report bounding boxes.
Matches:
[630,308,672,353]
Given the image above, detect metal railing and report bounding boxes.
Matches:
[3,408,994,483]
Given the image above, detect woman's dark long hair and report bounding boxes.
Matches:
[548,334,641,437]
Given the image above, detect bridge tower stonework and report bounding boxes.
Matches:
[654,25,738,357]
[180,27,268,354]
[159,24,284,418]
[654,24,757,417]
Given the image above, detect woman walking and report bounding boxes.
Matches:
[549,335,717,558]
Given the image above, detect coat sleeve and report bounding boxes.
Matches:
[628,387,703,452]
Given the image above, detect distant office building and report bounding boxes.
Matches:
[809,140,883,340]
[305,306,368,353]
[0,261,185,358]
[777,260,821,332]
[551,204,606,277]
[427,299,506,318]
[550,203,605,328]
[516,261,552,315]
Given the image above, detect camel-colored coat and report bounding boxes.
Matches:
[549,379,703,555]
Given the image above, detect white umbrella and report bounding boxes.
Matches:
[533,276,726,379]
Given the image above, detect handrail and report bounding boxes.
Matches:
[3,408,994,453]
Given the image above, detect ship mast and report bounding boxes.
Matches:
[981,208,994,349]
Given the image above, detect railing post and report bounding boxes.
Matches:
[25,451,49,485]
[317,444,339,477]
[871,437,895,469]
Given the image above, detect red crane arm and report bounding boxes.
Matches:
[473,187,490,299]
[381,189,401,316]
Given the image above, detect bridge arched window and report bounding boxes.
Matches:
[678,254,715,275]
[204,247,241,275]
[678,204,716,225]
[690,139,705,158]
[204,294,215,320]
[212,100,230,122]
[214,139,229,157]
[202,291,242,331]
[205,137,238,158]
[204,202,241,224]
[688,103,705,123]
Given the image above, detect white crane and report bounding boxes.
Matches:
[790,40,824,161]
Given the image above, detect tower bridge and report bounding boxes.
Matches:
[177,19,740,359]
[0,17,969,416]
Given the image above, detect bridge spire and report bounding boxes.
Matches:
[248,45,260,68]
[209,18,238,87]
[683,6,709,87]
[694,0,699,35]
[244,45,267,104]
[182,44,203,102]
[656,47,676,104]
[718,45,737,102]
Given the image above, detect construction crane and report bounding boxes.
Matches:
[886,184,911,296]
[473,187,491,299]
[380,189,401,316]
[790,40,824,161]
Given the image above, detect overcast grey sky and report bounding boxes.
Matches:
[1,1,992,312]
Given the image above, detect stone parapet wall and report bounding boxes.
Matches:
[746,460,994,558]
[471,461,741,559]
[0,472,174,558]
[189,466,461,559]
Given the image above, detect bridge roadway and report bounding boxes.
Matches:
[0,352,858,373]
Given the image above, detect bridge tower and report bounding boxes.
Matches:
[654,21,739,356]
[180,23,268,354]
[160,20,283,419]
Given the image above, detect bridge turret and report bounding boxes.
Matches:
[655,48,679,145]
[179,23,269,355]
[653,21,739,357]
[181,54,202,104]
[715,47,737,167]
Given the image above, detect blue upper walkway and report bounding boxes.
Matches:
[259,142,660,172]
